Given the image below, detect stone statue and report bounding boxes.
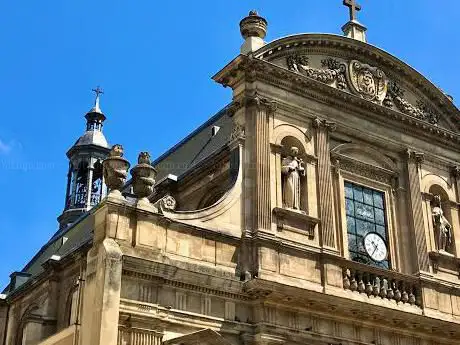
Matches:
[432,195,453,253]
[281,146,305,210]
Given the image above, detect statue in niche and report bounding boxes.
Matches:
[432,195,453,253]
[281,146,305,211]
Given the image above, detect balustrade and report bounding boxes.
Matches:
[341,262,421,307]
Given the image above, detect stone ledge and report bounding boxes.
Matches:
[273,207,320,239]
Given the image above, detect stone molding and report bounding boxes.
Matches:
[331,152,397,185]
[213,55,460,149]
[273,207,320,239]
[252,34,459,125]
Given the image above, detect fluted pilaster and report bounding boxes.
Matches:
[313,118,337,249]
[246,95,277,232]
[406,150,429,272]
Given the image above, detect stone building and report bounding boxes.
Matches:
[1,4,460,345]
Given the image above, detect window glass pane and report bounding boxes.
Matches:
[345,199,355,216]
[355,202,374,221]
[376,225,386,238]
[353,185,364,203]
[345,182,353,199]
[356,219,375,237]
[346,216,356,234]
[373,192,384,208]
[344,181,390,269]
[363,188,374,205]
[356,235,365,253]
[375,208,385,225]
[348,234,358,252]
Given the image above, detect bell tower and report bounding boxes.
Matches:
[57,87,111,229]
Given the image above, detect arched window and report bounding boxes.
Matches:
[74,162,88,208]
[197,186,226,209]
[90,160,103,206]
[65,286,80,326]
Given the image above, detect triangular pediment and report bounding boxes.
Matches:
[253,34,460,133]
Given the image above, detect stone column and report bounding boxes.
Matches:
[70,166,78,207]
[406,150,429,273]
[313,118,337,250]
[85,164,94,209]
[246,95,277,232]
[64,161,72,208]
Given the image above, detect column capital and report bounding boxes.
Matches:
[245,93,277,113]
[451,166,460,179]
[312,117,336,132]
[407,149,424,167]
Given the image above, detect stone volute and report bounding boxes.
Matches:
[130,152,157,203]
[239,10,267,54]
[102,144,130,197]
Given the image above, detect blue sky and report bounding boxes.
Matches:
[0,1,458,288]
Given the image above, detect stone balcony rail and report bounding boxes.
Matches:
[340,260,422,308]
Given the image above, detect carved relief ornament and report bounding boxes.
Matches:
[286,54,440,125]
[348,60,387,103]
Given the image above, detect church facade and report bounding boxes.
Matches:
[1,5,460,345]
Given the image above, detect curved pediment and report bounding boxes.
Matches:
[331,143,397,172]
[254,34,460,132]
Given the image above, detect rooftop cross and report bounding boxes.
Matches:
[91,86,104,112]
[343,0,361,22]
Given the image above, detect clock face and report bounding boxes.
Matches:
[363,233,387,262]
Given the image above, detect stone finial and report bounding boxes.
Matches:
[131,152,157,202]
[239,10,267,54]
[102,144,130,196]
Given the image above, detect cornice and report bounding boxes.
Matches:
[253,34,459,123]
[214,55,460,150]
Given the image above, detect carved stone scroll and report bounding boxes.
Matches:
[348,60,388,103]
[286,55,347,90]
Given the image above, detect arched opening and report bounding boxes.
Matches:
[280,136,307,212]
[65,286,79,326]
[197,186,227,209]
[74,162,88,208]
[91,160,103,206]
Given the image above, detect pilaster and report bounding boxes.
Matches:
[406,150,430,273]
[80,202,123,345]
[313,118,337,250]
[246,95,277,232]
[85,165,94,209]
[451,166,460,203]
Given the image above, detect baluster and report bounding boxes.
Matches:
[350,269,358,291]
[387,279,394,300]
[373,276,380,297]
[380,277,388,298]
[357,272,365,293]
[394,281,402,303]
[408,284,416,305]
[365,273,373,296]
[343,268,351,290]
[401,281,409,304]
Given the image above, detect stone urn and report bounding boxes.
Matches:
[102,144,130,197]
[130,152,157,202]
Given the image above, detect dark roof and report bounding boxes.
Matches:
[153,106,232,180]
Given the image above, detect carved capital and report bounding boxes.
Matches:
[407,150,424,167]
[451,166,460,179]
[312,117,336,132]
[245,93,277,113]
